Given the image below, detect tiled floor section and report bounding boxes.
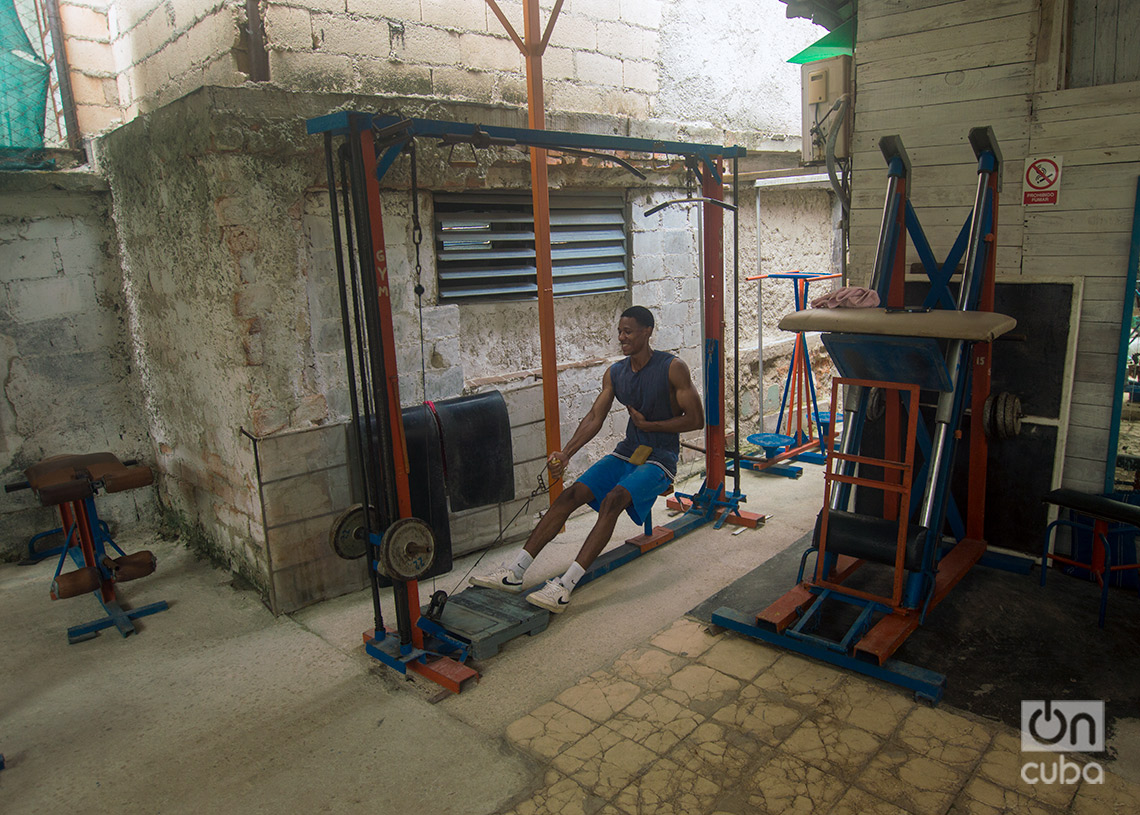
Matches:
[501,619,1140,815]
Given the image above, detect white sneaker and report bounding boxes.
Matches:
[469,566,524,593]
[526,579,572,613]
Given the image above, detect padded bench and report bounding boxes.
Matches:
[24,453,153,507]
[1041,488,1140,628]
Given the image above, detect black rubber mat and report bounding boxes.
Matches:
[691,535,1140,758]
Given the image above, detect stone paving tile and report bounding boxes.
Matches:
[814,676,916,738]
[976,733,1078,811]
[500,770,608,815]
[611,757,720,815]
[696,634,781,681]
[554,671,643,724]
[779,713,885,781]
[948,777,1065,815]
[610,645,689,690]
[1070,766,1140,814]
[506,701,598,761]
[828,786,913,815]
[605,691,704,756]
[711,683,807,747]
[741,752,847,814]
[551,724,658,801]
[648,618,719,659]
[855,743,968,815]
[895,705,994,770]
[750,653,845,706]
[666,719,773,784]
[659,663,742,717]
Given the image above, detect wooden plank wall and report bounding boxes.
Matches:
[852,0,1140,492]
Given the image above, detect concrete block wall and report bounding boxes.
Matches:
[0,172,153,560]
[105,0,246,121]
[55,1,822,142]
[262,0,666,117]
[60,1,126,134]
[254,422,365,613]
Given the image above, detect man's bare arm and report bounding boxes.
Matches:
[628,358,704,434]
[547,368,617,479]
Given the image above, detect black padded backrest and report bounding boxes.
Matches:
[431,391,515,512]
[1043,489,1140,529]
[813,509,928,572]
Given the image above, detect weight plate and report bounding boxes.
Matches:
[378,517,436,581]
[329,504,378,560]
[866,388,885,422]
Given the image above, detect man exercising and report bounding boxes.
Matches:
[471,306,704,613]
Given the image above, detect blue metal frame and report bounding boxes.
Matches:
[57,496,168,644]
[307,112,746,185]
[1106,177,1140,493]
[712,133,1006,702]
[770,272,829,463]
[712,607,946,703]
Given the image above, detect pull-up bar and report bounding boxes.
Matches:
[306,112,746,182]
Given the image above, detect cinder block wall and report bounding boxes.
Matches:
[0,172,153,560]
[107,0,246,120]
[59,1,125,134]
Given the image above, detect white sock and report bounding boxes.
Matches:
[509,550,534,580]
[559,561,587,592]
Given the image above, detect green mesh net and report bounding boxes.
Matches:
[1,0,51,167]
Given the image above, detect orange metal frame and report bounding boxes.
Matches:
[814,377,921,610]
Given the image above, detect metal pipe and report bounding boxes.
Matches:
[702,162,726,493]
[732,156,740,493]
[42,0,80,149]
[869,174,901,294]
[918,162,994,527]
[520,0,563,505]
[327,133,383,634]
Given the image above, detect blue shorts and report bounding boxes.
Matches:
[575,454,673,526]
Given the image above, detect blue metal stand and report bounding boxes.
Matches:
[712,606,947,703]
[53,496,169,645]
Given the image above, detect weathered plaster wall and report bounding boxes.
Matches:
[96,87,329,592]
[657,0,821,136]
[0,172,153,560]
[724,183,838,431]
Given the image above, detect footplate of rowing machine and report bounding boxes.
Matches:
[425,586,550,660]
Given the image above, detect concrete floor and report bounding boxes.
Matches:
[3,464,1139,813]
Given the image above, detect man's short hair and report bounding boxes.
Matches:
[621,305,654,329]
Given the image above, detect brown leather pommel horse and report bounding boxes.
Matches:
[8,453,169,643]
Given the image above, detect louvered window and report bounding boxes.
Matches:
[434,193,629,301]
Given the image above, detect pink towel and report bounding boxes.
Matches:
[810,286,881,309]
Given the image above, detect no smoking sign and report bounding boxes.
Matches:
[1024,156,1062,206]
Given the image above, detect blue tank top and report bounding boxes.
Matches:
[609,350,679,476]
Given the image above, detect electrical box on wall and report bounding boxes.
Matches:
[801,55,852,164]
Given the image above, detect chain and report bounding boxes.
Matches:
[407,139,428,397]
